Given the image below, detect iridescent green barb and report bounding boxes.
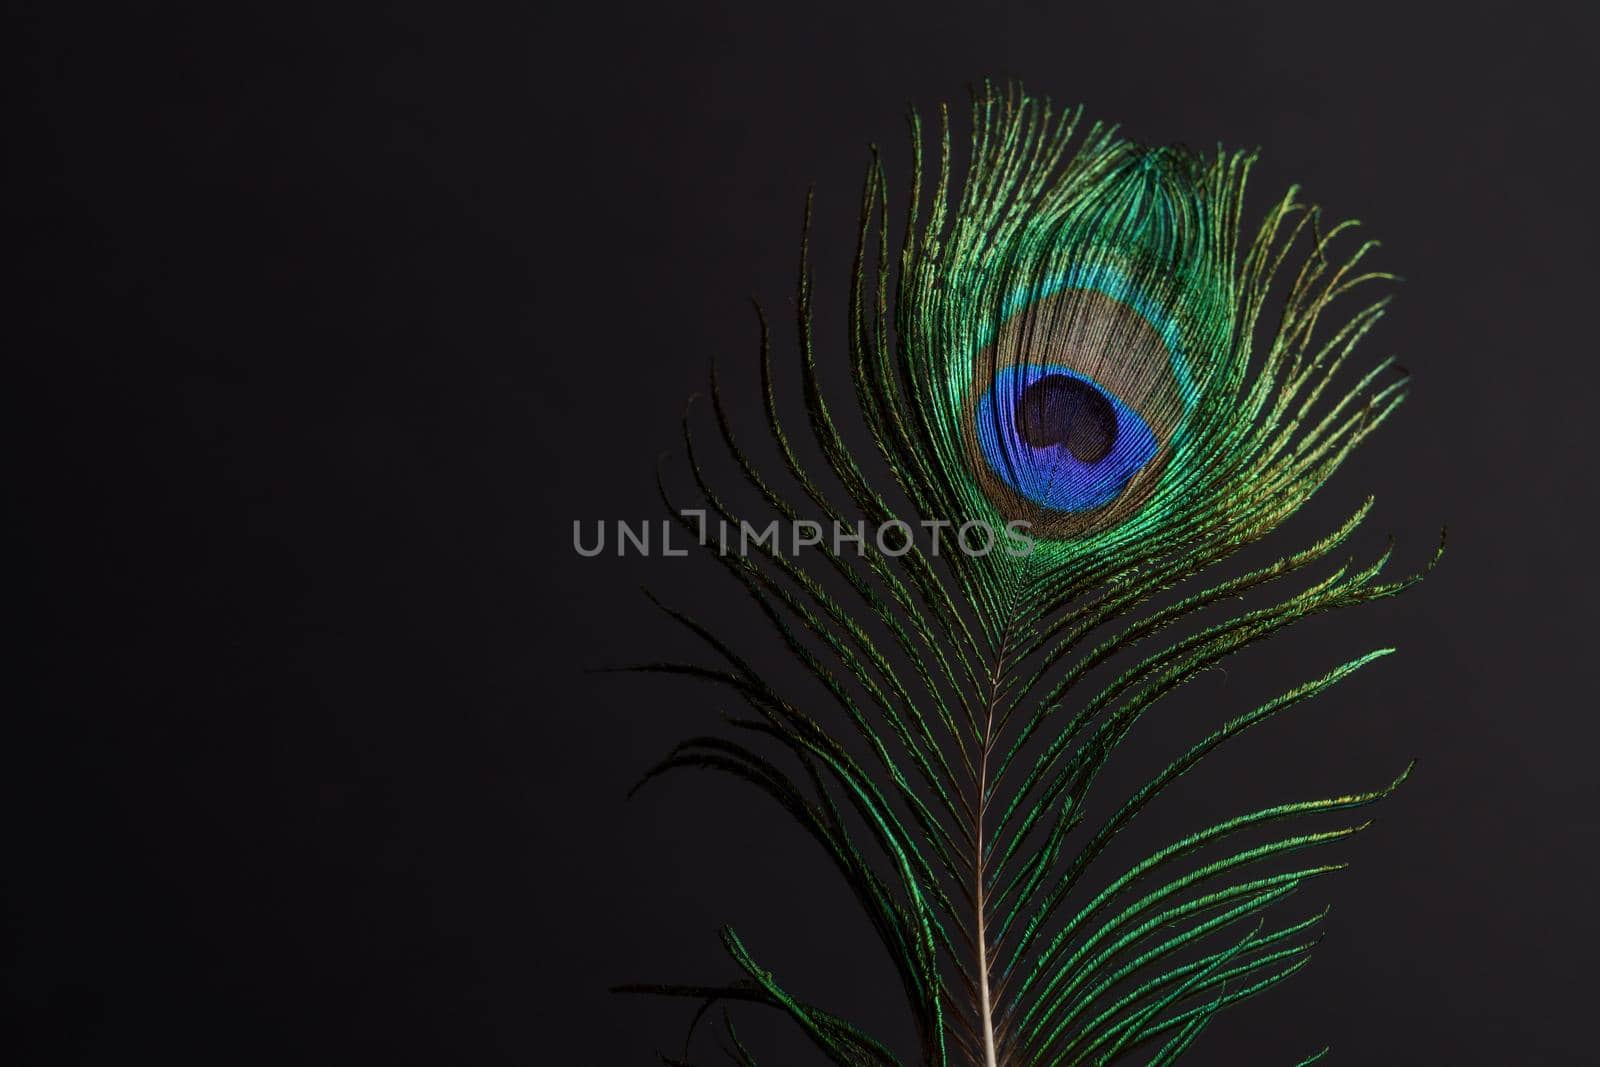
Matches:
[615,81,1439,1066]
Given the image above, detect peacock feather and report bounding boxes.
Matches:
[615,81,1439,1066]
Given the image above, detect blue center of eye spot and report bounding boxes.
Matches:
[976,365,1159,513]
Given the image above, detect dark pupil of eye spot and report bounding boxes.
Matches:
[1015,374,1118,463]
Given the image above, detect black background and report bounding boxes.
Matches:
[11,2,1598,1064]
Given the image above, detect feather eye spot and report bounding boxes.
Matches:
[961,286,1190,537]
